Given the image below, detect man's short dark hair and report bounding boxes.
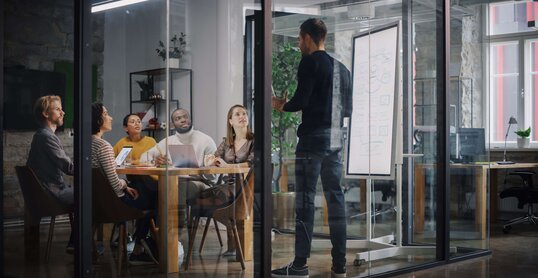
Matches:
[300,18,327,46]
[170,108,190,122]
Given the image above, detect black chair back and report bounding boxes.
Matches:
[92,168,144,224]
[15,165,72,219]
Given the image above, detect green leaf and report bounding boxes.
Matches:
[271,42,301,160]
[514,126,531,138]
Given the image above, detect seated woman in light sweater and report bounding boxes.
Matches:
[91,102,157,265]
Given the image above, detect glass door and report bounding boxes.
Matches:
[268,1,442,276]
[448,0,491,258]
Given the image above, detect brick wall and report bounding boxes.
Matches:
[3,0,102,219]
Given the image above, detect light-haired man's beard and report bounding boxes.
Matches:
[175,125,192,134]
[51,117,64,127]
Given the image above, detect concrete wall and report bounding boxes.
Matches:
[101,0,168,143]
[101,0,246,144]
[187,0,246,141]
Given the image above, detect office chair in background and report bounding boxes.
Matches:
[15,166,74,262]
[348,180,396,223]
[499,170,538,233]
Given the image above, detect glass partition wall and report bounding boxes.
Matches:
[2,0,77,276]
[269,0,491,277]
[90,0,259,276]
[447,1,491,258]
[1,0,495,277]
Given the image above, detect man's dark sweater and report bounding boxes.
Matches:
[283,50,352,140]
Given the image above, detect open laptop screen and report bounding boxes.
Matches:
[168,144,199,168]
[115,146,133,167]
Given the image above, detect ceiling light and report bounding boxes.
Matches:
[91,0,149,13]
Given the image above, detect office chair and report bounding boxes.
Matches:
[92,168,146,272]
[15,166,74,262]
[499,170,538,233]
[185,167,254,271]
[348,180,396,222]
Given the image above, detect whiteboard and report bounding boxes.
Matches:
[346,23,400,178]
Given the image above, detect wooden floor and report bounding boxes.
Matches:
[3,217,538,277]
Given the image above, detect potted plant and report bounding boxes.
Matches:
[156,32,187,68]
[136,76,153,101]
[515,126,531,148]
[271,42,301,192]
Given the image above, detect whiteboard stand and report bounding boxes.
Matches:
[351,155,456,267]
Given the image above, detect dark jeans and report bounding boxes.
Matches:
[120,179,157,244]
[294,142,347,267]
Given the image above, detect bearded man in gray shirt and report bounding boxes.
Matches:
[27,95,75,252]
[27,95,75,205]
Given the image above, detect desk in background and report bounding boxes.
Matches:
[414,162,538,239]
[117,166,250,273]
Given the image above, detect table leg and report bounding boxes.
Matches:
[359,180,366,213]
[474,167,487,239]
[323,198,328,226]
[236,217,253,261]
[414,165,425,233]
[158,175,179,273]
[490,169,498,223]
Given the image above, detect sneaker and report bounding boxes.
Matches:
[140,237,159,264]
[331,265,346,278]
[128,252,155,266]
[65,242,74,254]
[222,250,236,257]
[95,242,105,256]
[271,262,309,278]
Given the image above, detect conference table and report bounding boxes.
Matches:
[117,165,250,273]
[414,162,538,239]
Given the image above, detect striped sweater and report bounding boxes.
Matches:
[92,135,127,197]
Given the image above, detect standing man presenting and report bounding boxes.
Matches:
[271,18,352,278]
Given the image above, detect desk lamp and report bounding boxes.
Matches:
[498,116,517,165]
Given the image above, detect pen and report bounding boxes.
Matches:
[156,145,164,156]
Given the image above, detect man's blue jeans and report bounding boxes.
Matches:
[294,145,347,267]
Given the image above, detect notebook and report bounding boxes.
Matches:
[168,144,199,168]
[115,146,133,167]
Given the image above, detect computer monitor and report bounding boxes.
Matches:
[458,128,486,162]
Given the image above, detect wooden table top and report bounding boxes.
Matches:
[116,165,250,176]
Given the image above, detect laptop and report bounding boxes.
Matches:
[168,144,199,168]
[115,146,133,167]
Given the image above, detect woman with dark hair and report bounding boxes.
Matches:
[196,104,254,256]
[113,113,156,165]
[113,113,158,206]
[91,103,157,265]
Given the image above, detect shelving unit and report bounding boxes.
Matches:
[129,68,192,140]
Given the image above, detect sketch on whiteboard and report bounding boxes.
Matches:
[347,23,400,178]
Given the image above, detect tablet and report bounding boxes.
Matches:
[115,146,133,167]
